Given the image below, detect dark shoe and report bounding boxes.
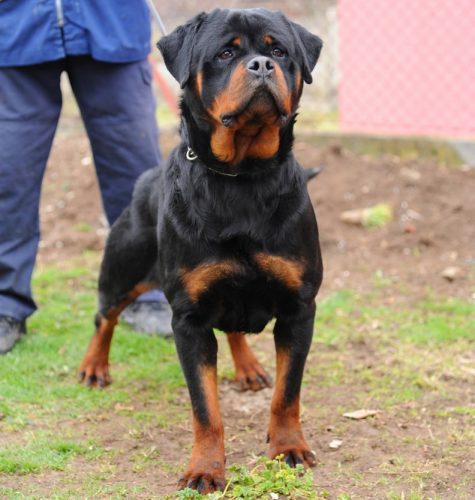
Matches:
[121,301,173,337]
[0,316,26,354]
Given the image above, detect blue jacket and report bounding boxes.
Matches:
[0,0,152,67]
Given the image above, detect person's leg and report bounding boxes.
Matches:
[0,62,63,352]
[67,56,171,335]
[66,56,161,224]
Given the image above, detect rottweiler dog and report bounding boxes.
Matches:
[79,8,323,494]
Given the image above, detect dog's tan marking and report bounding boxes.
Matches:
[207,58,295,164]
[209,62,249,123]
[273,64,292,116]
[210,125,238,163]
[254,253,304,289]
[295,70,302,95]
[263,35,274,45]
[180,261,242,302]
[266,348,316,467]
[227,332,272,391]
[196,71,203,96]
[179,364,225,493]
[79,282,156,386]
[246,124,281,159]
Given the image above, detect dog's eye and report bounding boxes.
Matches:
[271,47,285,58]
[218,49,234,60]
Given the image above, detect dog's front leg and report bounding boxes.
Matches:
[173,321,225,493]
[267,302,317,468]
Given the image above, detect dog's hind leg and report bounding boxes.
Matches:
[79,205,158,387]
[227,332,272,391]
[79,282,155,387]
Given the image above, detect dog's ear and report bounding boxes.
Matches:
[288,21,323,84]
[157,12,207,89]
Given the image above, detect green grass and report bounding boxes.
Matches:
[312,289,475,409]
[316,290,475,345]
[0,266,185,437]
[362,203,393,228]
[0,264,187,495]
[0,433,100,474]
[171,455,327,499]
[395,298,475,343]
[73,222,94,233]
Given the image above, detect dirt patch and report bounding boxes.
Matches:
[302,141,475,302]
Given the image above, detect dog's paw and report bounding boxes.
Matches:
[178,460,226,495]
[178,454,226,493]
[177,471,225,494]
[268,430,316,468]
[79,357,111,388]
[235,361,272,392]
[269,445,316,468]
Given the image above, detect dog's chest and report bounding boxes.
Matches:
[180,253,304,301]
[178,253,305,331]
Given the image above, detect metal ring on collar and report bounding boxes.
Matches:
[186,147,198,161]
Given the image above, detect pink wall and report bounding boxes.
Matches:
[338,0,475,138]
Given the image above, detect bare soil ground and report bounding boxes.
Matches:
[14,122,473,499]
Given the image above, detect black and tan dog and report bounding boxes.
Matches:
[79,8,323,494]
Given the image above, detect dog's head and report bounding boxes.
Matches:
[158,9,322,167]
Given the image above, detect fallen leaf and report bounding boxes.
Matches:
[340,204,392,228]
[114,403,135,412]
[329,439,343,449]
[441,266,460,281]
[400,167,421,182]
[340,208,366,225]
[343,409,380,420]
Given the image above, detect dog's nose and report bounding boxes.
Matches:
[247,56,274,78]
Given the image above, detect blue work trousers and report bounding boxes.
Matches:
[0,56,161,321]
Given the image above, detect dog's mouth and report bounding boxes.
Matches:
[220,85,288,129]
[208,79,291,165]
